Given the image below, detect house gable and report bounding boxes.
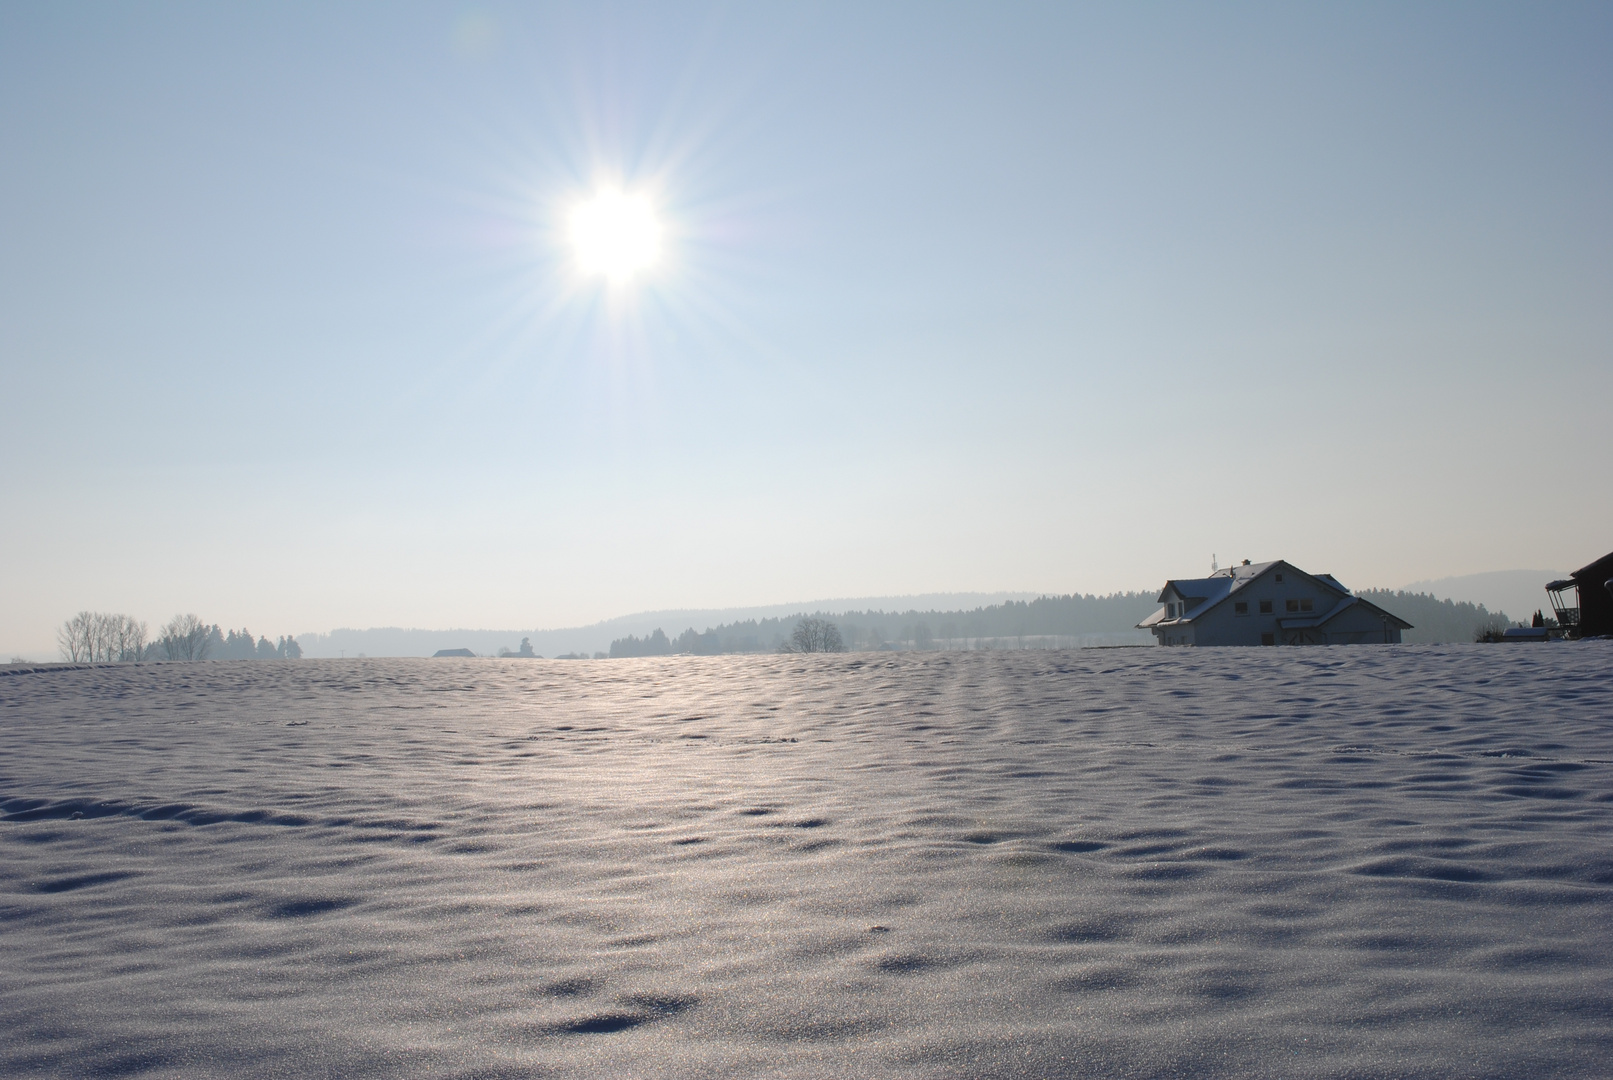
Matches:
[1170,561,1347,624]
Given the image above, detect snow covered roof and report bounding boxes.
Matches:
[1161,577,1234,611]
[1152,561,1280,618]
[1156,560,1279,597]
[1502,626,1550,640]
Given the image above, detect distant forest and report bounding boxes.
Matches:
[610,593,1159,656]
[606,589,1520,656]
[207,627,304,660]
[1354,591,1511,644]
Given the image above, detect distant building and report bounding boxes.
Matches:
[1501,626,1550,642]
[432,648,476,658]
[1546,550,1613,638]
[1139,559,1411,647]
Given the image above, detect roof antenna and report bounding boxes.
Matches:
[1211,553,1218,572]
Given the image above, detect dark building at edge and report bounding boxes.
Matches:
[1548,550,1613,638]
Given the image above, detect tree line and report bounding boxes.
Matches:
[1351,591,1510,644]
[609,592,1157,657]
[58,611,303,662]
[611,617,847,657]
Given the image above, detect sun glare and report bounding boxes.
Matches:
[568,190,660,282]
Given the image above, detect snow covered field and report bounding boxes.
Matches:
[3,645,1610,1079]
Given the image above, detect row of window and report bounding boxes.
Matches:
[1234,598,1313,615]
[1167,596,1315,619]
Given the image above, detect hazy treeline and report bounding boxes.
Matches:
[57,611,302,662]
[210,626,303,660]
[1353,591,1509,644]
[609,629,675,657]
[611,592,1158,657]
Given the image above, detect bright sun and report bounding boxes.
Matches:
[568,190,660,282]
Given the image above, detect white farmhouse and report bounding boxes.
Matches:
[1138,560,1411,647]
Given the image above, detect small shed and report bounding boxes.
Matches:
[1546,550,1613,638]
[1501,626,1550,643]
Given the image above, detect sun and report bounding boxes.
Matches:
[568,190,660,282]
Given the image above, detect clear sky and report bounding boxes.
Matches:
[3,2,1610,655]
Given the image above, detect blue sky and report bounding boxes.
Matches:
[3,2,1610,652]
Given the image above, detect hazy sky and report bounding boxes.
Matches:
[3,2,1610,654]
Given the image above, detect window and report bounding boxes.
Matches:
[1259,600,1273,614]
[1300,598,1313,612]
[1261,633,1275,646]
[1286,599,1299,613]
[1275,573,1284,583]
[1234,602,1248,615]
[1166,602,1176,617]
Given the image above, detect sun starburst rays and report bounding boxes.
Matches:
[568,189,661,282]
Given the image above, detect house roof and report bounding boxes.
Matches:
[1570,550,1613,582]
[1547,551,1613,593]
[1139,578,1224,628]
[1158,576,1234,610]
[1137,606,1169,628]
[1155,561,1281,600]
[1145,561,1284,625]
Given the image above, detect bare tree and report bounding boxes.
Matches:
[57,612,148,662]
[58,612,93,662]
[159,613,212,661]
[112,615,148,662]
[87,612,109,660]
[780,617,846,654]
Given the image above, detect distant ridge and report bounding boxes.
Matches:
[1398,570,1564,625]
[295,592,1047,658]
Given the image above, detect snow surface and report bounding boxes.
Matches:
[3,644,1611,1078]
